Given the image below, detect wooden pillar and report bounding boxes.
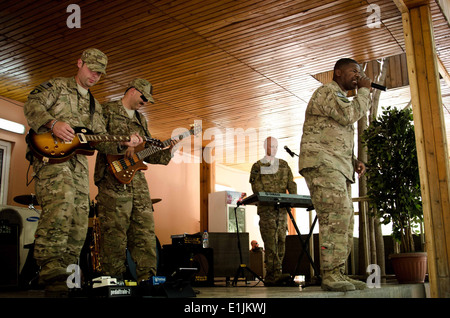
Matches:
[395,0,450,298]
[287,208,297,235]
[200,147,215,232]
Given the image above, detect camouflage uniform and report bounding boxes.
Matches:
[94,97,172,282]
[23,50,120,289]
[299,80,370,276]
[249,158,297,283]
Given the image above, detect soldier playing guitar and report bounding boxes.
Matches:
[23,48,143,295]
[93,79,182,283]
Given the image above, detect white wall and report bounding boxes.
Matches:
[214,163,318,249]
[88,150,201,246]
[214,164,262,249]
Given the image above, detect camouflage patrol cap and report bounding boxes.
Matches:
[80,48,108,74]
[128,78,154,103]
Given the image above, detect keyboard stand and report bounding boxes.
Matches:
[238,193,321,284]
[231,206,264,286]
[283,204,321,284]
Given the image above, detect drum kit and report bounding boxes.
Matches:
[13,193,40,215]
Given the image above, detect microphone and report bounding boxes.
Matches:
[284,146,297,157]
[371,82,387,91]
[359,69,386,91]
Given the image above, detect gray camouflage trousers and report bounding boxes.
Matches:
[301,167,354,272]
[96,172,156,282]
[33,158,90,284]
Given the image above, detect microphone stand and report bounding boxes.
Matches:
[232,205,264,286]
[284,146,299,158]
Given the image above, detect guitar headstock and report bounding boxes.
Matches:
[147,138,164,148]
[189,122,202,137]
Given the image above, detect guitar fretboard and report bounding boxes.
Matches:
[135,129,194,160]
[84,135,156,143]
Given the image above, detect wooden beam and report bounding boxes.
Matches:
[399,2,450,298]
[287,208,297,235]
[437,56,450,88]
[393,0,409,13]
[200,148,216,232]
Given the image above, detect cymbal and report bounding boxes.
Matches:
[151,198,162,204]
[14,194,39,206]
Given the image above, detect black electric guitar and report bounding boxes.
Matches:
[106,123,201,184]
[27,127,163,164]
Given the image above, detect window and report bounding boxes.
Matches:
[0,140,12,205]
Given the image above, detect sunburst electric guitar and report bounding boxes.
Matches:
[27,127,163,164]
[107,123,201,184]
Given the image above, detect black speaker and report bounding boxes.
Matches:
[282,234,320,281]
[0,220,20,288]
[208,232,249,278]
[161,245,214,287]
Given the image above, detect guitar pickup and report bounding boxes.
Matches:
[77,133,87,144]
[111,161,123,173]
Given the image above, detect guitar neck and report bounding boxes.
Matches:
[84,134,131,142]
[136,128,194,160]
[84,135,155,143]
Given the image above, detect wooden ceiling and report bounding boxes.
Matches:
[1,0,449,175]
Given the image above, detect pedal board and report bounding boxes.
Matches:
[90,276,137,298]
[92,285,137,298]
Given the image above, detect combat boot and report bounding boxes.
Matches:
[264,273,292,287]
[321,268,356,292]
[343,275,367,290]
[337,265,367,290]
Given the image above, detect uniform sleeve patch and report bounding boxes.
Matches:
[30,81,53,95]
[41,81,53,89]
[30,88,42,95]
[336,91,350,103]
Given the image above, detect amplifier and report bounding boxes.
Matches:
[171,233,202,246]
[161,245,214,286]
[0,221,19,288]
[0,205,39,273]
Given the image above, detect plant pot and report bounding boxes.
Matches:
[389,252,427,284]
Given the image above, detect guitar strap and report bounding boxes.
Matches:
[134,111,150,138]
[88,89,95,124]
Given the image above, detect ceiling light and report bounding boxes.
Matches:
[0,118,26,134]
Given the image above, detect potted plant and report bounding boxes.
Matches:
[362,107,427,283]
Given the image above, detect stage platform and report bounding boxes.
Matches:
[0,281,429,299]
[195,281,429,298]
